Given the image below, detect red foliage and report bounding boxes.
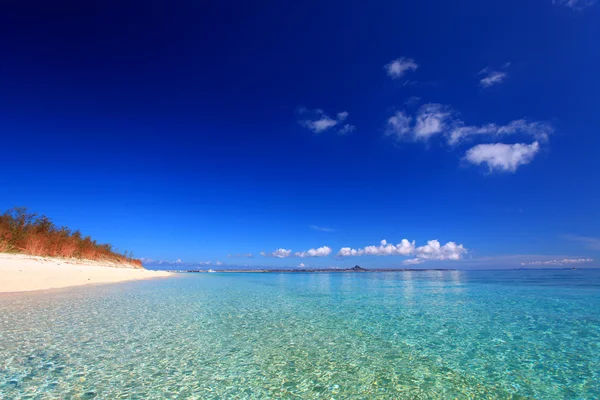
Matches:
[0,207,143,268]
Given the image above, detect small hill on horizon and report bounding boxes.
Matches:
[0,207,142,268]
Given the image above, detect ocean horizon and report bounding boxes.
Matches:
[2,269,599,398]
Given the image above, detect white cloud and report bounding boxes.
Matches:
[386,111,412,138]
[479,70,507,88]
[414,104,452,139]
[337,239,467,264]
[310,225,335,232]
[260,248,292,258]
[415,240,467,261]
[295,246,332,258]
[521,258,594,266]
[297,108,354,134]
[298,263,306,268]
[553,0,596,9]
[337,111,349,121]
[385,57,418,79]
[464,141,540,172]
[449,119,552,146]
[386,104,453,141]
[338,239,416,257]
[337,247,367,257]
[338,124,356,135]
[403,258,424,265]
[386,102,552,148]
[215,261,223,266]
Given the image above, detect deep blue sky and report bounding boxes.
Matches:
[1,0,599,269]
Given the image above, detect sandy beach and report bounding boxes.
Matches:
[0,253,171,293]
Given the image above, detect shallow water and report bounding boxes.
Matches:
[1,269,599,399]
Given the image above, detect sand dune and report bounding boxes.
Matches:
[0,253,171,293]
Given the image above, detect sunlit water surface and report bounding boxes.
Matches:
[1,270,600,399]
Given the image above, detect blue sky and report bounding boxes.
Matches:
[1,0,599,269]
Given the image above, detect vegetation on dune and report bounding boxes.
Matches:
[0,207,142,268]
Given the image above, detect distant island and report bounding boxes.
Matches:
[177,265,457,273]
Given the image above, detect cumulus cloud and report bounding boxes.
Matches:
[260,246,333,258]
[386,102,552,147]
[298,263,306,268]
[385,57,418,79]
[297,108,355,134]
[521,258,594,266]
[413,104,453,140]
[337,239,467,264]
[260,248,292,258]
[553,0,596,9]
[415,240,467,261]
[295,246,332,258]
[338,239,415,257]
[449,119,552,146]
[386,111,412,138]
[310,225,335,232]
[464,141,540,172]
[386,104,452,141]
[385,104,551,172]
[479,69,507,88]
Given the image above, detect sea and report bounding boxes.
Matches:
[1,269,599,399]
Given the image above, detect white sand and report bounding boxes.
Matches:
[0,253,171,293]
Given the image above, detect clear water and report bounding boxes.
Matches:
[1,270,599,399]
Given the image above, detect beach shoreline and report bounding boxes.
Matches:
[0,253,171,293]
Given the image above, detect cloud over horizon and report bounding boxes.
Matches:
[140,258,223,268]
[521,258,594,266]
[337,239,467,264]
[295,246,332,258]
[261,246,333,258]
[260,248,292,258]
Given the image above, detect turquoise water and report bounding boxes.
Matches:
[1,270,600,399]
